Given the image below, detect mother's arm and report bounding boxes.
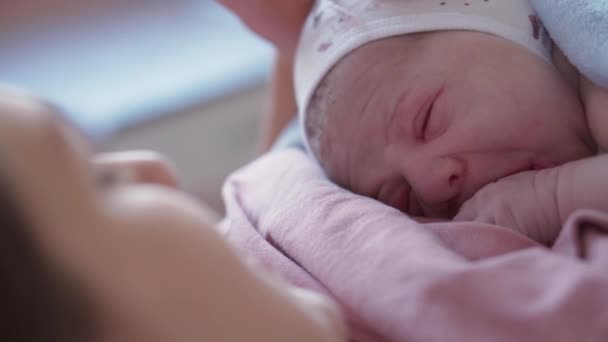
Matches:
[216,1,312,151]
[217,0,313,57]
[258,54,298,152]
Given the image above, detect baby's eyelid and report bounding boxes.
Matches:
[422,101,434,139]
[413,89,438,141]
[414,99,433,141]
[423,92,448,141]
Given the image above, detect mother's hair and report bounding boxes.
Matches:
[0,167,99,342]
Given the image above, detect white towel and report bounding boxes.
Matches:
[531,0,608,87]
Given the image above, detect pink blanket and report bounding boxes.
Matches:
[220,150,608,341]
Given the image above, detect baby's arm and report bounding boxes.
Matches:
[554,154,608,224]
[456,155,608,244]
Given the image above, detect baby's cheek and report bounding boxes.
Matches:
[516,118,547,138]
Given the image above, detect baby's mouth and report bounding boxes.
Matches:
[388,185,411,214]
[395,187,457,219]
[387,183,425,217]
[407,191,425,217]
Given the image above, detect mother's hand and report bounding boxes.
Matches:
[218,0,314,55]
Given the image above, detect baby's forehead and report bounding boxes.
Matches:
[330,34,422,75]
[321,29,558,122]
[296,0,552,156]
[313,36,422,138]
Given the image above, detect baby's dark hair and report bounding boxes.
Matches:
[304,73,337,171]
[0,167,99,342]
[303,33,428,172]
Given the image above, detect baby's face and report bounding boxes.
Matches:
[315,31,594,218]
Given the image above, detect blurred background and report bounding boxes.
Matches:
[0,0,275,214]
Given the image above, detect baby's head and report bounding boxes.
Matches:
[295,0,595,218]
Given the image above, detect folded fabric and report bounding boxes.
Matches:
[531,0,608,87]
[221,149,608,342]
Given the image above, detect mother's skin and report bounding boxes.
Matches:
[217,0,314,150]
[0,86,345,341]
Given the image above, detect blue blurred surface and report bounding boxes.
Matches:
[0,0,274,138]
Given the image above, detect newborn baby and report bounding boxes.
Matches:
[294,0,602,242]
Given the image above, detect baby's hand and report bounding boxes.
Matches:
[454,170,562,245]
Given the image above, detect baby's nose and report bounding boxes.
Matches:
[418,156,465,217]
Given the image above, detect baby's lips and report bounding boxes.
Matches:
[408,191,425,217]
[388,184,410,214]
[416,196,459,219]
